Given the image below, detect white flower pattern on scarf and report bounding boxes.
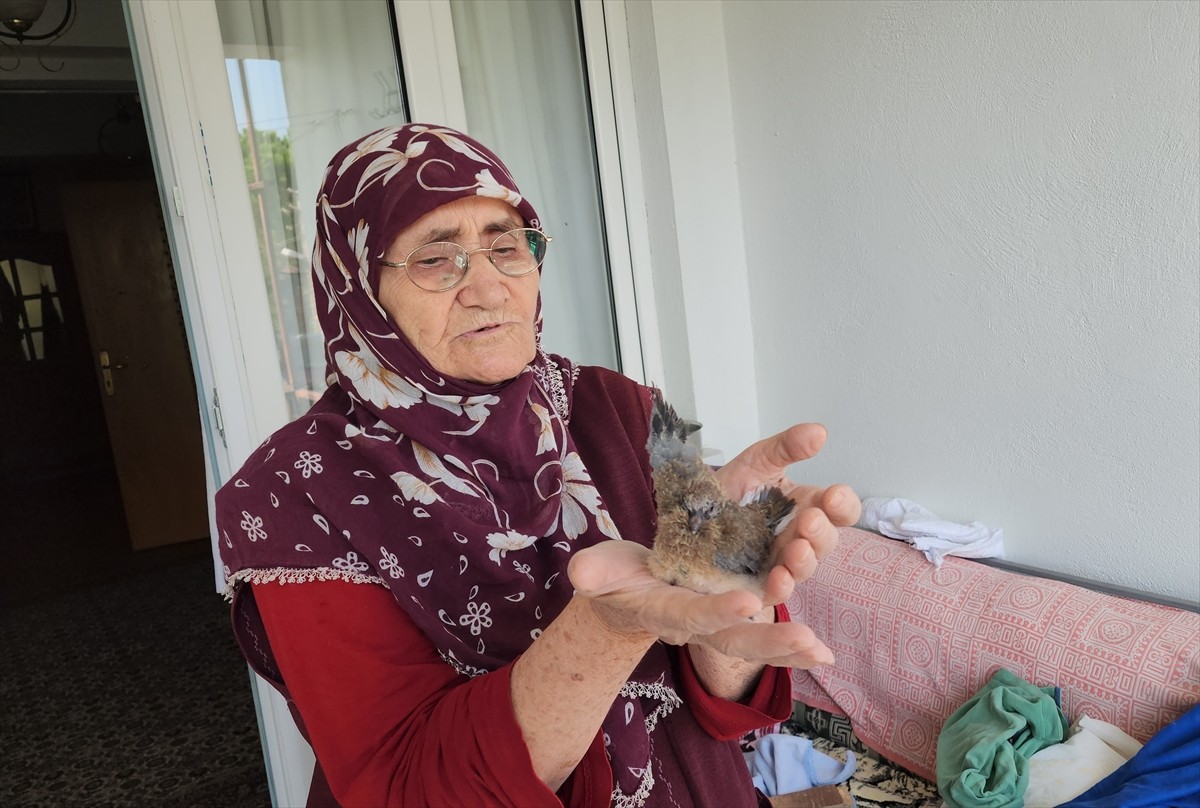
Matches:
[240,511,267,542]
[347,219,371,291]
[391,471,442,504]
[294,451,323,479]
[378,546,404,579]
[475,169,523,206]
[353,139,429,198]
[549,452,622,541]
[459,600,492,636]
[332,551,369,573]
[487,530,537,564]
[530,402,556,455]
[336,327,423,410]
[427,391,500,436]
[337,129,399,177]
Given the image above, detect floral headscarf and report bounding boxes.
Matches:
[217,125,676,805]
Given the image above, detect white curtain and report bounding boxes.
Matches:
[449,0,619,369]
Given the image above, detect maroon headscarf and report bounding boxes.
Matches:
[217,124,676,805]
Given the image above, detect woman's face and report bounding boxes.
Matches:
[377,196,540,385]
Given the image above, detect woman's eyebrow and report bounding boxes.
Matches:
[482,217,522,235]
[419,226,460,244]
[416,218,520,245]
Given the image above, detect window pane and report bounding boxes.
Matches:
[25,297,42,328]
[13,258,47,296]
[449,0,619,370]
[215,0,407,419]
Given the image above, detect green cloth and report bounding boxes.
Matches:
[936,668,1069,808]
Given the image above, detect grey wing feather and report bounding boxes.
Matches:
[751,486,796,533]
[647,391,703,470]
[713,544,766,577]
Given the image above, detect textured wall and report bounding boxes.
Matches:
[722,0,1199,599]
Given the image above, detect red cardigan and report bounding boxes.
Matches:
[252,580,790,807]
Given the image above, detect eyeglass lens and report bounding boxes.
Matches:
[405,229,548,291]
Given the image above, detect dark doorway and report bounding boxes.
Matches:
[0,7,271,803]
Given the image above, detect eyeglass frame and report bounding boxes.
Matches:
[376,227,553,292]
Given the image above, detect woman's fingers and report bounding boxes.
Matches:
[821,483,862,528]
[717,423,828,496]
[779,482,860,529]
[699,621,834,668]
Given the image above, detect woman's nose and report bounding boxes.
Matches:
[458,250,509,305]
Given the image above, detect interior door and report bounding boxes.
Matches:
[60,180,208,551]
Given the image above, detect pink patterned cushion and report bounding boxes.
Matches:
[788,527,1200,781]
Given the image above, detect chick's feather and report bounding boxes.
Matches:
[645,393,795,598]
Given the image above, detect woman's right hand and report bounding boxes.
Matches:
[567,541,833,669]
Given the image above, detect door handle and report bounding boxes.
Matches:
[99,350,127,396]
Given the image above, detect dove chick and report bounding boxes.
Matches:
[645,393,796,598]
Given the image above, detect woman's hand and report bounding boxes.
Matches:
[714,423,861,609]
[569,540,831,667]
[568,422,860,670]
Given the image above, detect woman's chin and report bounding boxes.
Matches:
[444,341,536,385]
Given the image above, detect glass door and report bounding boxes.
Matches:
[215,0,410,419]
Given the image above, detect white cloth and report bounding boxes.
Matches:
[857,497,1004,566]
[1024,715,1143,807]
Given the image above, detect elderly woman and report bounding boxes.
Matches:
[217,124,859,808]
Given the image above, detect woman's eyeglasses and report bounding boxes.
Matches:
[378,228,551,292]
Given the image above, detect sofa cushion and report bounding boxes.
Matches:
[788,527,1200,781]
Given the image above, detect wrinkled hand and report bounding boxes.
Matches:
[568,540,834,668]
[715,423,861,608]
[568,422,860,670]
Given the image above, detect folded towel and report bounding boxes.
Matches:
[858,497,1004,566]
[1025,715,1142,806]
[746,734,856,797]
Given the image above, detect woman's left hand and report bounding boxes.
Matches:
[714,422,861,610]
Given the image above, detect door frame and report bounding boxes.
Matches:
[126,2,306,804]
[124,0,658,804]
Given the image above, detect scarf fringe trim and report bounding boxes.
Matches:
[608,681,681,808]
[222,566,387,601]
[611,758,655,808]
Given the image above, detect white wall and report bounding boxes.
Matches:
[620,0,762,457]
[710,0,1198,600]
[619,0,698,422]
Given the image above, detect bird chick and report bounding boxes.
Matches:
[645,393,796,598]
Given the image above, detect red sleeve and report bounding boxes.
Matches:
[251,580,611,808]
[678,604,794,741]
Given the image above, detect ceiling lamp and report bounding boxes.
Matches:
[0,0,75,71]
[0,0,75,43]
